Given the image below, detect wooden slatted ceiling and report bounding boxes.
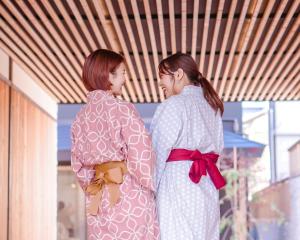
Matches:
[0,0,299,103]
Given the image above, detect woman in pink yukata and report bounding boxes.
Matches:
[71,49,159,240]
[150,53,226,240]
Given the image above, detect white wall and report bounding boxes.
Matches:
[242,101,271,193]
[0,48,9,79]
[275,101,300,180]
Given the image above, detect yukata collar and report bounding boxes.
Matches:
[87,89,114,101]
[181,85,203,96]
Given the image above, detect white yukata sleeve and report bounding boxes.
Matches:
[150,98,183,191]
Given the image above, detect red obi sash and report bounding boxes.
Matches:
[167,149,226,189]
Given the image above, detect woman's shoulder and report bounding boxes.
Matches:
[114,98,136,111]
[156,94,185,113]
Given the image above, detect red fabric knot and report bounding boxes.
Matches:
[167,149,226,189]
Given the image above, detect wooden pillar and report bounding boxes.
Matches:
[0,79,10,240]
[9,89,57,240]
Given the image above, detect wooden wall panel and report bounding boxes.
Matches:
[0,80,9,240]
[9,89,57,240]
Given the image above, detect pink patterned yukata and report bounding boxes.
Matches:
[71,90,159,240]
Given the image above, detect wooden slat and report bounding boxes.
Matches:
[80,1,131,103]
[287,80,300,100]
[191,0,200,59]
[156,0,167,59]
[262,39,300,100]
[121,87,130,102]
[181,0,187,53]
[0,80,9,240]
[241,1,299,101]
[67,0,99,50]
[143,0,165,101]
[224,0,263,101]
[206,0,225,81]
[53,0,90,56]
[131,0,158,102]
[30,1,87,96]
[0,40,62,103]
[199,0,212,73]
[118,0,151,102]
[252,30,300,100]
[0,17,71,102]
[41,0,85,65]
[246,3,300,100]
[80,0,107,49]
[218,0,251,97]
[31,1,82,74]
[230,0,277,101]
[91,0,135,102]
[169,0,176,54]
[213,0,238,89]
[0,0,299,103]
[16,1,85,101]
[3,0,81,102]
[278,71,300,100]
[104,0,145,102]
[273,67,300,101]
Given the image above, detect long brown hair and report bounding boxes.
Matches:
[82,49,124,91]
[158,53,224,115]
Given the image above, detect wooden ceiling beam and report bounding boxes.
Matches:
[0,38,64,103]
[240,0,298,101]
[230,0,277,101]
[218,0,251,97]
[267,53,299,101]
[143,0,165,101]
[245,2,300,100]
[286,80,300,100]
[212,0,238,89]
[224,0,263,101]
[156,0,167,59]
[199,0,212,73]
[262,39,300,100]
[273,66,300,101]
[90,0,132,102]
[118,0,151,102]
[181,0,187,53]
[41,0,85,65]
[53,0,90,56]
[30,1,87,97]
[169,0,176,54]
[0,2,80,103]
[105,0,144,102]
[80,0,107,49]
[131,0,158,102]
[67,0,100,50]
[191,0,200,60]
[1,25,72,103]
[14,0,84,102]
[206,0,225,81]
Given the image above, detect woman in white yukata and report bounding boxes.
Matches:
[150,53,226,240]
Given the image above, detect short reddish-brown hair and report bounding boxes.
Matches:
[82,49,124,91]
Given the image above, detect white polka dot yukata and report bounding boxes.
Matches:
[150,85,224,240]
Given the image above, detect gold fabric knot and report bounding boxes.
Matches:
[85,161,128,215]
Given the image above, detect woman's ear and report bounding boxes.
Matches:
[175,68,184,81]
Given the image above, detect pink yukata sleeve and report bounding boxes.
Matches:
[119,103,155,192]
[70,127,95,191]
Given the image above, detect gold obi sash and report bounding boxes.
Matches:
[85,161,128,215]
